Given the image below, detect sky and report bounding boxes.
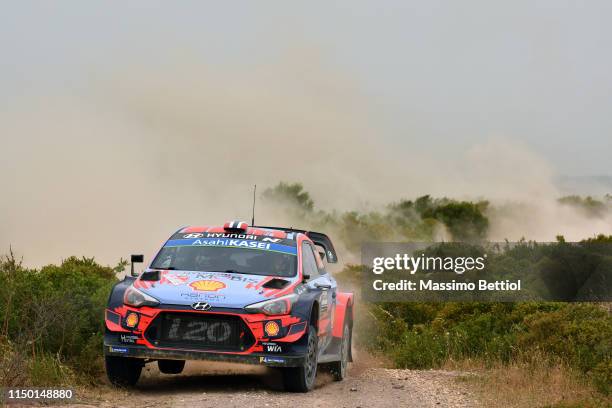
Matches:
[1,1,611,266]
[2,1,612,175]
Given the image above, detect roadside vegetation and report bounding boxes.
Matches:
[0,254,122,386]
[558,194,612,219]
[453,360,608,408]
[263,182,611,404]
[361,302,610,393]
[0,181,610,407]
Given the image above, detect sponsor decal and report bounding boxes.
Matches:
[179,292,227,301]
[264,321,280,337]
[190,280,226,292]
[124,312,139,328]
[110,346,128,354]
[262,342,283,353]
[206,232,258,240]
[164,237,297,255]
[119,334,139,344]
[192,239,271,249]
[259,356,286,364]
[193,272,259,284]
[204,232,282,243]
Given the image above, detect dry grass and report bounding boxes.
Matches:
[446,358,611,408]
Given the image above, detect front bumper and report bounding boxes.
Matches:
[104,305,309,368]
[103,342,307,367]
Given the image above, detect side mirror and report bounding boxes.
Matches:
[302,273,311,282]
[130,254,144,277]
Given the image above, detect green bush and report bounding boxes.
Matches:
[362,301,611,393]
[261,183,491,246]
[0,253,122,385]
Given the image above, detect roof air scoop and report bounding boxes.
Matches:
[224,220,249,232]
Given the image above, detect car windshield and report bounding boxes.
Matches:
[150,245,297,277]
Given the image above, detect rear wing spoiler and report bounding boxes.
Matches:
[253,226,338,263]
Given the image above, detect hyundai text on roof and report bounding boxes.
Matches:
[104,221,354,392]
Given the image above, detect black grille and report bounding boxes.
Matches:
[145,312,254,351]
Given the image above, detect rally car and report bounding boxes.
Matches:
[104,221,353,392]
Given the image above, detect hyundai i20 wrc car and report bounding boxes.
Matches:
[104,221,354,392]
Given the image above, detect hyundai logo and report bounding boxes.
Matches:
[191,302,212,311]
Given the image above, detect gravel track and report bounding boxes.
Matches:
[58,361,479,408]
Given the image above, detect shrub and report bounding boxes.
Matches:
[0,253,122,385]
[361,301,611,394]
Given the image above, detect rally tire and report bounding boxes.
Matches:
[158,359,185,374]
[329,321,351,381]
[283,324,318,392]
[105,356,143,387]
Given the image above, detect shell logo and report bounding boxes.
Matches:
[190,280,226,292]
[264,321,280,337]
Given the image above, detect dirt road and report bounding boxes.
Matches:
[70,361,479,408]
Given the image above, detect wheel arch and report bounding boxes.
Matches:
[332,292,354,338]
[309,300,319,332]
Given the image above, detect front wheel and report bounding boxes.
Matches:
[105,356,143,387]
[282,324,318,392]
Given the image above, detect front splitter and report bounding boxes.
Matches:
[104,343,306,367]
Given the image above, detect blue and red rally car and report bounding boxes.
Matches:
[104,221,354,392]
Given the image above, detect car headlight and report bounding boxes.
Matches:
[123,286,160,307]
[244,294,298,316]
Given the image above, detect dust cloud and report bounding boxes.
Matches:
[0,55,609,267]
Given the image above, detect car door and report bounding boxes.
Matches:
[301,241,336,350]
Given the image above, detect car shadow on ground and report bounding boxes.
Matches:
[137,371,285,393]
[131,361,336,395]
